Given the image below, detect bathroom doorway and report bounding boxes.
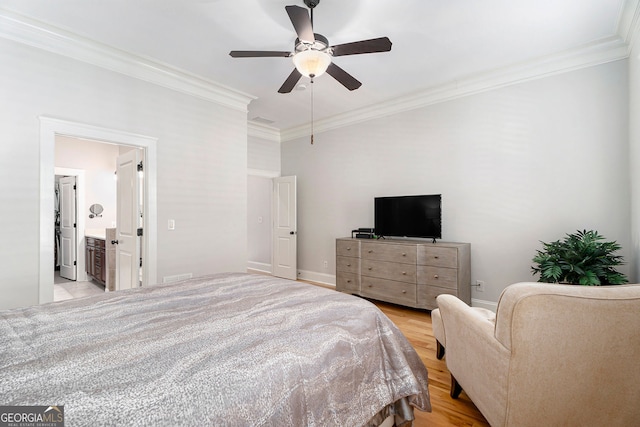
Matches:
[39,116,158,305]
[53,136,145,300]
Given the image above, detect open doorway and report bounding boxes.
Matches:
[39,117,158,305]
[53,137,145,301]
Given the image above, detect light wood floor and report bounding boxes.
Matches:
[300,279,489,427]
[372,300,489,427]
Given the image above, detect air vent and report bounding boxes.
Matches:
[162,273,193,284]
[251,116,275,125]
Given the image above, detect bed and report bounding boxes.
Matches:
[0,273,431,426]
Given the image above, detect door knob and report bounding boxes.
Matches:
[289,231,297,235]
[111,240,119,245]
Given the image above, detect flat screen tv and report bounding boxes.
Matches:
[374,194,441,240]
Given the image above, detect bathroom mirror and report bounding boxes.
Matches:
[89,204,104,218]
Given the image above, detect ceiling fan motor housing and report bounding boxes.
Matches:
[303,0,320,9]
[295,33,330,54]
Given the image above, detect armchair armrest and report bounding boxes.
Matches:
[436,294,510,426]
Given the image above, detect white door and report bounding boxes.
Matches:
[59,176,77,280]
[272,176,297,280]
[116,150,141,290]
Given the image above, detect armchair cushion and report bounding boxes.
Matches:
[431,306,495,359]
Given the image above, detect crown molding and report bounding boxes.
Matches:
[280,35,631,142]
[626,0,640,51]
[3,3,638,141]
[280,0,640,141]
[248,121,281,142]
[0,8,255,112]
[618,0,640,46]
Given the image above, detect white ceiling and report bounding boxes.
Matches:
[0,0,636,131]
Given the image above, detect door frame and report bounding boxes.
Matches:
[55,168,86,281]
[39,116,158,304]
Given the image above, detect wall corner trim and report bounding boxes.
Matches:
[248,121,281,142]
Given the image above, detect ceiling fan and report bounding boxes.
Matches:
[229,0,392,93]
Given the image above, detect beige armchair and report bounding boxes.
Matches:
[432,282,640,427]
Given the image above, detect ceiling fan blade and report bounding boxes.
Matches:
[331,37,392,57]
[285,5,315,43]
[326,63,362,91]
[229,50,291,58]
[278,69,303,94]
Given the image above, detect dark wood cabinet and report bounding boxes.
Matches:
[86,237,106,285]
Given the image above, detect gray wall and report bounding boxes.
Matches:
[631,28,640,282]
[282,60,631,305]
[0,37,248,309]
[55,136,119,230]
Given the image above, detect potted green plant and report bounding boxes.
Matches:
[531,229,628,285]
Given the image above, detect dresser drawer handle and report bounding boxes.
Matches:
[402,271,407,275]
[346,263,351,267]
[368,284,373,288]
[368,250,373,253]
[346,280,351,283]
[402,253,406,256]
[368,267,373,270]
[346,247,351,251]
[434,275,439,279]
[434,256,439,259]
[402,290,407,294]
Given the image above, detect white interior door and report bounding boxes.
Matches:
[272,176,297,280]
[116,149,141,290]
[59,176,77,280]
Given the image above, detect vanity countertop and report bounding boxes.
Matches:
[85,228,106,239]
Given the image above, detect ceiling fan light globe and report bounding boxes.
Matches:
[293,49,331,78]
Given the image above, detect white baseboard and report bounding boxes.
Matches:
[247,261,271,274]
[297,270,336,287]
[246,263,336,288]
[471,298,498,312]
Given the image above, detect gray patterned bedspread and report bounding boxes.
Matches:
[0,273,430,426]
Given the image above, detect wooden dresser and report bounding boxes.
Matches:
[336,238,471,310]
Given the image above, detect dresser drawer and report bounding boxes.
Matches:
[418,246,457,268]
[336,272,360,293]
[417,266,457,289]
[336,239,361,257]
[361,259,416,284]
[361,242,417,264]
[361,277,416,306]
[417,285,458,310]
[337,256,360,274]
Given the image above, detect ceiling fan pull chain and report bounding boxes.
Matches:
[310,78,314,145]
